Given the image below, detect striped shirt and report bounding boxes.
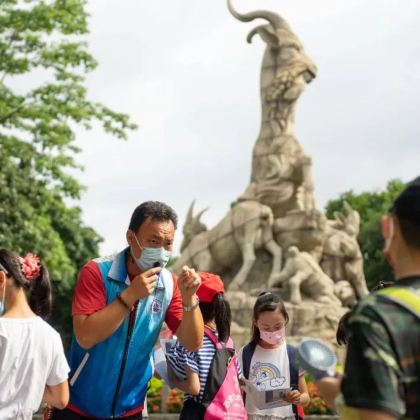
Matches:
[166,332,241,401]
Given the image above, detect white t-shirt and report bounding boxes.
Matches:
[239,341,295,420]
[0,316,70,420]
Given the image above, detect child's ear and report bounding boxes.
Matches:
[0,271,6,285]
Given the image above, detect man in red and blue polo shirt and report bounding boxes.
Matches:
[52,201,204,419]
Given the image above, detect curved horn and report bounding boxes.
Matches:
[185,200,195,225]
[196,207,209,222]
[343,201,353,214]
[247,25,279,45]
[227,0,290,31]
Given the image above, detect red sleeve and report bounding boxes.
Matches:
[72,261,107,316]
[165,273,183,334]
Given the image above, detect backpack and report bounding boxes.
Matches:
[241,341,304,420]
[180,327,247,420]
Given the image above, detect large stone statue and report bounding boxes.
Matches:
[172,200,282,290]
[228,0,317,218]
[173,1,368,353]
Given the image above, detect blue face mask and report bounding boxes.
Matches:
[132,235,172,271]
[0,281,5,316]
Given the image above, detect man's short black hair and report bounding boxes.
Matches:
[128,201,178,232]
[392,176,420,250]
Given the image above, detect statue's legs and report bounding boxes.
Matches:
[228,243,256,291]
[265,239,282,288]
[289,273,305,305]
[345,260,369,298]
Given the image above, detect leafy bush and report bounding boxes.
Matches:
[147,378,184,413]
[147,377,163,413]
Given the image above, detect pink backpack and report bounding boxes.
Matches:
[201,327,247,420]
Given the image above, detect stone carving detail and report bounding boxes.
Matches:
[173,200,282,291]
[174,1,369,350]
[321,202,369,299]
[270,246,341,306]
[228,0,317,219]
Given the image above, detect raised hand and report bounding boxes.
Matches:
[126,266,162,302]
[178,266,201,304]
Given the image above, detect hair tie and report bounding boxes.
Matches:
[18,253,41,281]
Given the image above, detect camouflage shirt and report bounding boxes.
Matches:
[341,276,420,420]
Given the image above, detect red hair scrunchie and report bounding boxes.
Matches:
[18,253,41,281]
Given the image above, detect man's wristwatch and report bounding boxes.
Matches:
[182,296,200,312]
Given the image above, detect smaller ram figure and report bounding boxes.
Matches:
[173,200,282,291]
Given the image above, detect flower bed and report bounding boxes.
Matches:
[147,375,333,416]
[304,376,333,415]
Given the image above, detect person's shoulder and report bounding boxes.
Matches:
[346,289,410,338]
[34,316,60,336]
[33,318,65,348]
[349,291,388,319]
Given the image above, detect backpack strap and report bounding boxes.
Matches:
[286,344,299,389]
[377,287,420,318]
[204,326,234,349]
[241,342,257,380]
[287,344,304,420]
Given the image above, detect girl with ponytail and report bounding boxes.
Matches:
[166,272,246,419]
[0,249,69,419]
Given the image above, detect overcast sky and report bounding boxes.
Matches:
[73,0,420,256]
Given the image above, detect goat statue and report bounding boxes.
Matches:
[173,200,283,291]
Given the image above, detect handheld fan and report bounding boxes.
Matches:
[296,338,337,380]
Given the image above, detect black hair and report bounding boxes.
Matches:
[200,293,231,343]
[336,311,351,346]
[251,292,289,345]
[0,249,52,319]
[128,201,178,232]
[392,176,420,250]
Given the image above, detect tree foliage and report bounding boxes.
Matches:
[0,0,137,339]
[325,179,406,290]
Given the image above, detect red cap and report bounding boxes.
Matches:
[196,272,225,303]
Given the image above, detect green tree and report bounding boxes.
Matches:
[325,179,406,290]
[0,0,137,340]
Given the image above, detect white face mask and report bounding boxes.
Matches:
[384,217,395,253]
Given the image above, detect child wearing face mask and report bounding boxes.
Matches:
[0,249,69,420]
[240,292,310,420]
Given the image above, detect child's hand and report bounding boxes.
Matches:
[239,378,247,393]
[284,389,301,405]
